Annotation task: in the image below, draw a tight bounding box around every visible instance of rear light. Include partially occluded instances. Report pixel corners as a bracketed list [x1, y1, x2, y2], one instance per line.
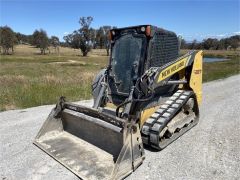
[146, 26, 151, 36]
[141, 26, 146, 32]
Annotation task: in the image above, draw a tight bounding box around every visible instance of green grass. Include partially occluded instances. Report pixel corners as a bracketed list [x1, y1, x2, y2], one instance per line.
[203, 58, 240, 82]
[0, 48, 108, 111]
[0, 45, 239, 111]
[0, 82, 91, 109]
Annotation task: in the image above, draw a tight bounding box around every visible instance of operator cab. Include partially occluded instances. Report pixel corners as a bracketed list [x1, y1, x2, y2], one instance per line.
[107, 25, 179, 105]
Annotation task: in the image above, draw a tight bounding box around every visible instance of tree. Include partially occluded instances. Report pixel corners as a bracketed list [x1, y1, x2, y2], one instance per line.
[78, 16, 94, 56]
[178, 35, 239, 50]
[50, 36, 60, 53]
[218, 39, 226, 50]
[64, 16, 94, 56]
[102, 26, 111, 56]
[189, 39, 197, 49]
[15, 32, 33, 45]
[180, 38, 187, 49]
[32, 29, 49, 54]
[203, 38, 219, 50]
[228, 35, 240, 50]
[64, 30, 82, 49]
[0, 26, 17, 54]
[96, 26, 113, 55]
[15, 32, 22, 44]
[96, 27, 105, 48]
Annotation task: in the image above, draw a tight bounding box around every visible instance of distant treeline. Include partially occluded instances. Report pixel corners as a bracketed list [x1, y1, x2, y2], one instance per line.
[0, 17, 113, 55]
[0, 17, 239, 55]
[0, 26, 61, 55]
[181, 36, 239, 50]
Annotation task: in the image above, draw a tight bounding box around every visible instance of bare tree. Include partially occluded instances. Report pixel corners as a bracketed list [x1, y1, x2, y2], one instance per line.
[96, 26, 112, 56]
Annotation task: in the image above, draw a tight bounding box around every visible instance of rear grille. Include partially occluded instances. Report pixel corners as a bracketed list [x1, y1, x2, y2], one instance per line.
[149, 31, 179, 67]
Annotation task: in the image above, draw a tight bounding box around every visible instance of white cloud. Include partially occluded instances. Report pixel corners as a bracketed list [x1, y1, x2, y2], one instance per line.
[215, 34, 227, 37]
[180, 31, 239, 41]
[233, 31, 240, 34]
[63, 32, 69, 35]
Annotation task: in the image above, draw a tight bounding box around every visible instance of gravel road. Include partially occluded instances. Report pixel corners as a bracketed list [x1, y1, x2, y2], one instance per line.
[1, 75, 240, 180]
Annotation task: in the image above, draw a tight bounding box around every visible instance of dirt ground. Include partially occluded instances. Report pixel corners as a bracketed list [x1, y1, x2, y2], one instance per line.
[1, 75, 240, 180]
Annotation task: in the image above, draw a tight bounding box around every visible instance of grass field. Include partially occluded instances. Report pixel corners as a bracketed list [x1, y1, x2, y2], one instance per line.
[203, 57, 239, 82]
[0, 45, 239, 111]
[0, 45, 108, 111]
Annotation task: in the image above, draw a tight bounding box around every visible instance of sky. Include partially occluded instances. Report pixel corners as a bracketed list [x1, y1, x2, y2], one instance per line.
[0, 0, 239, 41]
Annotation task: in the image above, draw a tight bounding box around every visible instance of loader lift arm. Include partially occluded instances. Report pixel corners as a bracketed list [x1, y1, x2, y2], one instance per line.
[136, 50, 202, 97]
[119, 50, 202, 120]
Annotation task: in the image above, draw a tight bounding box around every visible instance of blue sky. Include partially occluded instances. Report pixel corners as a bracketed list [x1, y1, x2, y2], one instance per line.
[0, 0, 239, 41]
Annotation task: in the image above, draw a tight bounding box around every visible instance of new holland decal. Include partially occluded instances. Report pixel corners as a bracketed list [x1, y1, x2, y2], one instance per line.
[158, 57, 189, 82]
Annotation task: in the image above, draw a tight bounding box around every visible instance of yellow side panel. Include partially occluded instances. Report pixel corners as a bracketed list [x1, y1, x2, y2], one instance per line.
[157, 57, 189, 82]
[140, 106, 159, 127]
[190, 51, 203, 105]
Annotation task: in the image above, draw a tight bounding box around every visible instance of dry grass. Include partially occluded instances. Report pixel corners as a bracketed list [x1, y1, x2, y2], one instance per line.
[0, 45, 108, 111]
[0, 45, 239, 111]
[180, 49, 240, 58]
[13, 44, 109, 57]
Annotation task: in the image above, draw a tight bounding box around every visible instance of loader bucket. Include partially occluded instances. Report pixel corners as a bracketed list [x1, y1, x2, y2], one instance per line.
[34, 100, 145, 180]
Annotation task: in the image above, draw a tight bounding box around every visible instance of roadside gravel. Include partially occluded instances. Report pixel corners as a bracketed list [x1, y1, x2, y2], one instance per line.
[1, 75, 240, 180]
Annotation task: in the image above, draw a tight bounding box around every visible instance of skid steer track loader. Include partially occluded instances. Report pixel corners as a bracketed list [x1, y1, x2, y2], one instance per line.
[34, 25, 202, 180]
